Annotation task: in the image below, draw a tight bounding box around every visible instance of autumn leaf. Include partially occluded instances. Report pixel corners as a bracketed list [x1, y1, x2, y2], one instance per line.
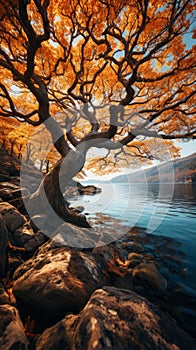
[0, 0, 195, 177]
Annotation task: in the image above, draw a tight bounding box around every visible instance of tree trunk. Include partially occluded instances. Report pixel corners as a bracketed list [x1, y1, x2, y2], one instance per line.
[26, 143, 32, 163]
[39, 160, 44, 172]
[0, 214, 8, 278]
[11, 142, 14, 156]
[24, 116, 90, 229]
[44, 117, 70, 157]
[46, 159, 50, 174]
[18, 144, 23, 160]
[26, 146, 91, 229]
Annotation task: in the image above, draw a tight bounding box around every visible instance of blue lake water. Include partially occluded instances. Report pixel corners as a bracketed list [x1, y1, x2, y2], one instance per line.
[70, 182, 196, 295]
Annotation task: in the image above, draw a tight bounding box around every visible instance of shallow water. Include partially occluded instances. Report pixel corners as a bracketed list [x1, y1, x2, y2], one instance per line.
[70, 183, 196, 295]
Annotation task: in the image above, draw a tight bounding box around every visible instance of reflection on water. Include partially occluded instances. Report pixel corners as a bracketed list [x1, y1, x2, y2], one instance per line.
[70, 183, 196, 293]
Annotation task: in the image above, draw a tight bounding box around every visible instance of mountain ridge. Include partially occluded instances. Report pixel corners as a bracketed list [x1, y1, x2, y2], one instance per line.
[110, 153, 196, 184]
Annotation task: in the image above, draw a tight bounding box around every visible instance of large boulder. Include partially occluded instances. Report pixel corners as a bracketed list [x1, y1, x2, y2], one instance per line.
[35, 286, 196, 350]
[0, 304, 29, 350]
[12, 242, 131, 321]
[12, 244, 109, 319]
[0, 202, 26, 232]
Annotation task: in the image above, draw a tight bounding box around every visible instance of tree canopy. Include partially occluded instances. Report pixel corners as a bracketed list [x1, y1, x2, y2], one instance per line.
[0, 0, 195, 227]
[0, 0, 195, 171]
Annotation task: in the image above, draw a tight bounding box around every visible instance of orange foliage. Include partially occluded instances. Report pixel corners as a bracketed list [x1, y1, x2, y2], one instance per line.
[0, 0, 195, 174]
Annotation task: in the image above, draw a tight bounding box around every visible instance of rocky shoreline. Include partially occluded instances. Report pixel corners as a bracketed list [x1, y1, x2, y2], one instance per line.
[0, 150, 195, 349]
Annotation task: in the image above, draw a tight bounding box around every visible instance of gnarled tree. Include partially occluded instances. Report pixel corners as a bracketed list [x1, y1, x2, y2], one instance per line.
[0, 0, 195, 227]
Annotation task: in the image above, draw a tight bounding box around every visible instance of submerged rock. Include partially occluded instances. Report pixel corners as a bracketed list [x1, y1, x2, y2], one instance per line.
[122, 241, 144, 253]
[132, 262, 167, 292]
[127, 252, 144, 268]
[0, 304, 29, 350]
[35, 286, 196, 350]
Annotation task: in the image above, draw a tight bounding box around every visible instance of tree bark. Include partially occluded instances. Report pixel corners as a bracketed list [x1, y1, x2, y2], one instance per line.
[27, 145, 91, 229]
[24, 116, 91, 229]
[44, 117, 70, 157]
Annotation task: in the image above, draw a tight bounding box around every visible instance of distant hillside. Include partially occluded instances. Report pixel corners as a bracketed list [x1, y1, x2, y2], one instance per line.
[111, 153, 196, 184]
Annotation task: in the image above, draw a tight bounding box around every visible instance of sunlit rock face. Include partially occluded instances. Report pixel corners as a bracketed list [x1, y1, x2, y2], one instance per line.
[12, 242, 132, 321]
[35, 286, 196, 350]
[13, 247, 101, 318]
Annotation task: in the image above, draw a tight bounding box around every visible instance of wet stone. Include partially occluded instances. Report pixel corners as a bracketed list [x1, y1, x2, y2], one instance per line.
[132, 262, 168, 293]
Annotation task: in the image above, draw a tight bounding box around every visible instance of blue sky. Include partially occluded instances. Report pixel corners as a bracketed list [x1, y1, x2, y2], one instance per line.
[180, 25, 196, 157]
[177, 140, 195, 157]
